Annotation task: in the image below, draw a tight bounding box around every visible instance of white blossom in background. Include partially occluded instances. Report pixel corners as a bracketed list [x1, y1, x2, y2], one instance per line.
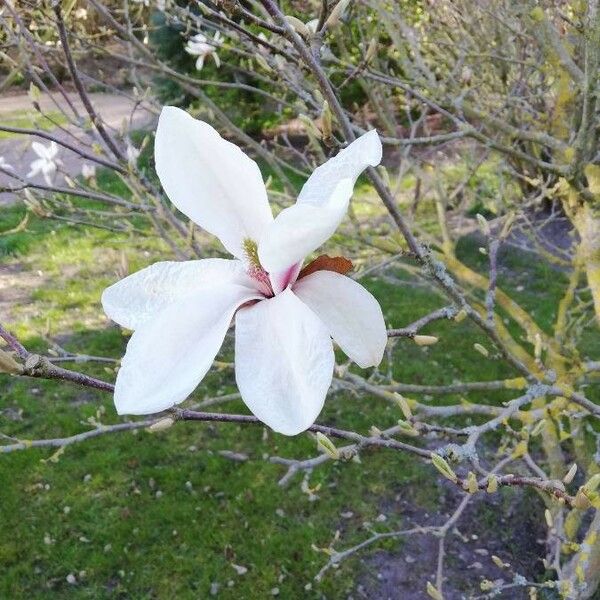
[27, 141, 61, 185]
[306, 19, 319, 33]
[126, 143, 140, 166]
[102, 106, 386, 435]
[0, 156, 14, 171]
[81, 163, 96, 180]
[185, 32, 222, 71]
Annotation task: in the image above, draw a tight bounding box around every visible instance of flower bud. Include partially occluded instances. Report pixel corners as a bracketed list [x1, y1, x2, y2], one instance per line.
[431, 454, 457, 482]
[316, 432, 340, 460]
[397, 419, 418, 436]
[454, 309, 467, 323]
[324, 0, 351, 29]
[426, 582, 443, 600]
[414, 335, 438, 347]
[583, 473, 600, 494]
[369, 425, 382, 437]
[476, 213, 490, 236]
[574, 488, 592, 510]
[395, 394, 413, 419]
[466, 471, 478, 494]
[148, 417, 175, 432]
[486, 475, 498, 493]
[298, 114, 323, 139]
[563, 463, 577, 485]
[320, 101, 333, 142]
[473, 343, 489, 357]
[285, 15, 311, 37]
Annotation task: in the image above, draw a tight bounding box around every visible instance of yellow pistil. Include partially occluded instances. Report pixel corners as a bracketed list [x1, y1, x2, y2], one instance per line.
[242, 238, 261, 269]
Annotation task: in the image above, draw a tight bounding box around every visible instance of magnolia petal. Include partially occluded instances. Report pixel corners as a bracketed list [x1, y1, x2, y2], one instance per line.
[258, 131, 382, 275]
[269, 261, 302, 295]
[114, 284, 261, 415]
[293, 271, 387, 368]
[235, 289, 334, 435]
[102, 258, 256, 330]
[155, 107, 273, 258]
[31, 141, 49, 160]
[298, 129, 382, 207]
[47, 141, 58, 159]
[27, 158, 45, 179]
[258, 178, 353, 274]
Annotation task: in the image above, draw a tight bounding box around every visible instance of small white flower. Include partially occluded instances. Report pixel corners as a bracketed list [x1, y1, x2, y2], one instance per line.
[102, 107, 386, 435]
[81, 163, 96, 180]
[185, 32, 222, 71]
[0, 156, 14, 171]
[74, 7, 87, 19]
[126, 144, 140, 166]
[131, 0, 150, 5]
[27, 141, 62, 186]
[305, 19, 320, 33]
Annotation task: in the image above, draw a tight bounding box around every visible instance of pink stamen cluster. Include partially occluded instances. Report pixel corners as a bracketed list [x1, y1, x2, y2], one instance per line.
[247, 264, 274, 297]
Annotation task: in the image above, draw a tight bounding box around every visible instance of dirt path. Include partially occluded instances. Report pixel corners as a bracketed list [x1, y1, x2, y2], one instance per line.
[0, 91, 155, 204]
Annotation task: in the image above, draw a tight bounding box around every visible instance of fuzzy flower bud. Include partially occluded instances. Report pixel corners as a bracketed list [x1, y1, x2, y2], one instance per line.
[324, 0, 351, 29]
[476, 213, 490, 236]
[426, 582, 443, 600]
[486, 475, 498, 493]
[414, 335, 438, 347]
[563, 463, 578, 485]
[316, 432, 340, 460]
[473, 343, 489, 357]
[394, 393, 412, 419]
[148, 417, 175, 432]
[431, 454, 457, 482]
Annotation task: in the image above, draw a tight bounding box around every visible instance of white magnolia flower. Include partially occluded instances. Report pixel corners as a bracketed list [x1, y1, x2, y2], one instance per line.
[81, 163, 96, 180]
[102, 106, 386, 435]
[126, 143, 140, 166]
[0, 156, 14, 171]
[185, 32, 222, 71]
[27, 141, 62, 186]
[306, 19, 320, 33]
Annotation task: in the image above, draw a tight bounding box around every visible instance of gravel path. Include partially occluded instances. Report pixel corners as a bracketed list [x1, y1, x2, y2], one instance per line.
[0, 91, 155, 204]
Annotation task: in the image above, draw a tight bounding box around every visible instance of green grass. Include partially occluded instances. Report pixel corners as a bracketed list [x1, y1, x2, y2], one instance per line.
[0, 110, 69, 139]
[0, 178, 595, 598]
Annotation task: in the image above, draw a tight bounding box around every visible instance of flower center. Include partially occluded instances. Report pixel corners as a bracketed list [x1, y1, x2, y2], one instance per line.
[243, 238, 274, 297]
